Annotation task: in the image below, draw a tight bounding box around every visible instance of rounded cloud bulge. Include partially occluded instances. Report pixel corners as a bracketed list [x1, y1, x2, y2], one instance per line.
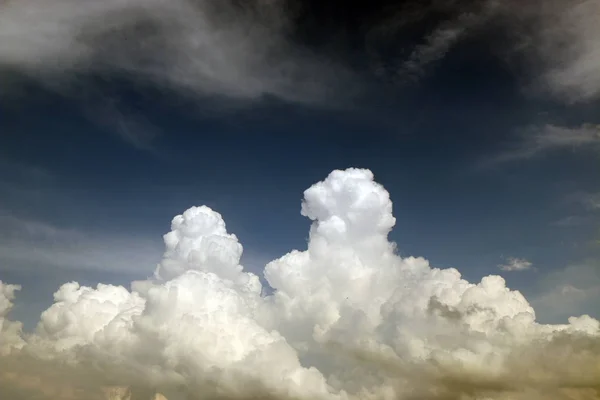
[1, 168, 599, 400]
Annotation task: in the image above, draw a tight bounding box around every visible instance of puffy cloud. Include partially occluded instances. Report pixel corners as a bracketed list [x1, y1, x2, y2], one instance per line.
[1, 168, 600, 400]
[153, 206, 248, 283]
[0, 281, 25, 355]
[498, 257, 533, 272]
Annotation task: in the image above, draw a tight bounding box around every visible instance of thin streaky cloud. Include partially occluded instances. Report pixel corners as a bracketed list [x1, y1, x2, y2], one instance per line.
[398, 1, 499, 81]
[490, 123, 600, 164]
[378, 0, 600, 104]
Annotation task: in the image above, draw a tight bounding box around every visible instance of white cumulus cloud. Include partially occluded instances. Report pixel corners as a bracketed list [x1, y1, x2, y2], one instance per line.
[0, 168, 599, 400]
[0, 281, 25, 355]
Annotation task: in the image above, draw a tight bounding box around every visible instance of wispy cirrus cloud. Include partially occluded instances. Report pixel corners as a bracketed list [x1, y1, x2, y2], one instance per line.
[376, 0, 600, 104]
[491, 123, 600, 163]
[398, 1, 500, 81]
[0, 0, 353, 106]
[0, 0, 360, 152]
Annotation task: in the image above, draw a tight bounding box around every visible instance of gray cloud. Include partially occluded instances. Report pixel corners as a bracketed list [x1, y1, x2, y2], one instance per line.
[376, 0, 600, 104]
[485, 0, 600, 104]
[522, 0, 600, 103]
[0, 0, 352, 106]
[484, 0, 600, 104]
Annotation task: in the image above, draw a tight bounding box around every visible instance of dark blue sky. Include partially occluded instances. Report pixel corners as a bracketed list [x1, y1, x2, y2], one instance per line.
[1, 0, 599, 330]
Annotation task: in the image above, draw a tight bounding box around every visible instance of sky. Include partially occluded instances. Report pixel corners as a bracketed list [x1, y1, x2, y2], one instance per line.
[0, 0, 600, 399]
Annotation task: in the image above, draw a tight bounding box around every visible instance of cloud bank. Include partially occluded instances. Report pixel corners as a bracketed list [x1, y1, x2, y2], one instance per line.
[0, 168, 599, 400]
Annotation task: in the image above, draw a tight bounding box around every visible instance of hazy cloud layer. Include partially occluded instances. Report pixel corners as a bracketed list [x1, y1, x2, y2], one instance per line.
[0, 213, 163, 274]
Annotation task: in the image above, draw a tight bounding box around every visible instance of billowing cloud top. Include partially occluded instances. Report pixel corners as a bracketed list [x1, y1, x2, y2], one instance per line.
[1, 168, 600, 399]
